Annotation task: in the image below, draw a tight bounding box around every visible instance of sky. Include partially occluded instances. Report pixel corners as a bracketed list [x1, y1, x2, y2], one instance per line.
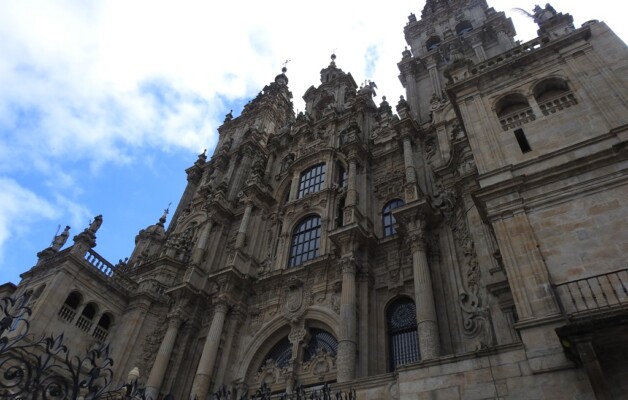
[0, 0, 626, 285]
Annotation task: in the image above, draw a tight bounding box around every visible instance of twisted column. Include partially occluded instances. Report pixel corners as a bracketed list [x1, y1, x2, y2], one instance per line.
[190, 301, 229, 399]
[336, 258, 357, 382]
[145, 313, 183, 399]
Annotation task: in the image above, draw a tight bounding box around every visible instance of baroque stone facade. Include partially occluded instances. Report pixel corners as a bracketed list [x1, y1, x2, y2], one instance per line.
[3, 1, 627, 399]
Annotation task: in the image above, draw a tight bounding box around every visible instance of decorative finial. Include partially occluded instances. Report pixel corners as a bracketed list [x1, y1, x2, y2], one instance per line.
[282, 59, 291, 73]
[158, 203, 171, 226]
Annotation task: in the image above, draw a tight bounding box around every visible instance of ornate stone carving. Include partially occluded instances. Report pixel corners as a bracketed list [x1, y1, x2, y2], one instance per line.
[257, 359, 288, 386]
[284, 277, 309, 321]
[139, 318, 167, 377]
[451, 208, 491, 344]
[301, 348, 336, 378]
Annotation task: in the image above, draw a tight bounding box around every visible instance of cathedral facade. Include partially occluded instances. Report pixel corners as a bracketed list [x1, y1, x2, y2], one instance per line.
[3, 1, 627, 399]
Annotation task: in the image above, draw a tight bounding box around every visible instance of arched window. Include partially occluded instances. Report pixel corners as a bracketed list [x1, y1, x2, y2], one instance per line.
[59, 291, 82, 322]
[260, 337, 292, 370]
[533, 77, 577, 115]
[455, 20, 473, 36]
[93, 313, 113, 343]
[426, 36, 441, 51]
[76, 302, 98, 333]
[298, 163, 326, 198]
[382, 199, 404, 237]
[289, 215, 321, 267]
[495, 93, 534, 131]
[387, 298, 419, 371]
[303, 328, 338, 362]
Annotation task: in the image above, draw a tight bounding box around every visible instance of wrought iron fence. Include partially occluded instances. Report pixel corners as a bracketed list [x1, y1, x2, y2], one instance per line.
[1, 293, 356, 400]
[0, 293, 149, 399]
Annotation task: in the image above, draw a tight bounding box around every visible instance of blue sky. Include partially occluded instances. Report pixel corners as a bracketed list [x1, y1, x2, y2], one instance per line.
[0, 0, 626, 284]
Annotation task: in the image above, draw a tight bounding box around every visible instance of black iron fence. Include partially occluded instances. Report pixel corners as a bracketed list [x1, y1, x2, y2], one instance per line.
[1, 293, 356, 400]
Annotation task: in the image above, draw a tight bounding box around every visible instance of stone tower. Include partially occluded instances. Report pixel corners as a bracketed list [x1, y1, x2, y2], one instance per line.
[3, 1, 627, 399]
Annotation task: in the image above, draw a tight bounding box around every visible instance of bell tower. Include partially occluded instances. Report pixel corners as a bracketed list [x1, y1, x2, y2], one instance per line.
[399, 0, 516, 123]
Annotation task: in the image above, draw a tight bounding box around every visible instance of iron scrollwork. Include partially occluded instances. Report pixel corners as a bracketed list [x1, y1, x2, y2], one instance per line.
[0, 293, 151, 400]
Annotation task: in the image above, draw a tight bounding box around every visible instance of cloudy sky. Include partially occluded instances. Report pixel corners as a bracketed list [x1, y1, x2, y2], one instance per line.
[0, 0, 625, 285]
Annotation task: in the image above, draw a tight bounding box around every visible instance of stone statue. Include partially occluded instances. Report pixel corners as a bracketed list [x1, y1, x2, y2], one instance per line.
[88, 215, 103, 233]
[51, 225, 71, 251]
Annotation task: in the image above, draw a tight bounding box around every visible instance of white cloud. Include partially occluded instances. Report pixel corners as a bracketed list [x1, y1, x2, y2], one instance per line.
[0, 177, 60, 260]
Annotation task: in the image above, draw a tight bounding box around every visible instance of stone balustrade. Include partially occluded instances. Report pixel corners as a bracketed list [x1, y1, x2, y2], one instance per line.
[499, 108, 536, 131]
[539, 92, 578, 116]
[84, 249, 115, 277]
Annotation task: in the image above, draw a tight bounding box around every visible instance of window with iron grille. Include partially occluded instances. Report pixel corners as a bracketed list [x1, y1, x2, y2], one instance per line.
[303, 328, 338, 362]
[288, 215, 321, 267]
[298, 163, 326, 198]
[387, 298, 419, 371]
[382, 199, 404, 237]
[259, 337, 292, 370]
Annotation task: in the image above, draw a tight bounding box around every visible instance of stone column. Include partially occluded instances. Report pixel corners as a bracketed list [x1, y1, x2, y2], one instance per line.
[145, 314, 183, 400]
[470, 37, 487, 61]
[290, 171, 300, 201]
[190, 220, 213, 266]
[402, 135, 420, 202]
[343, 155, 359, 226]
[190, 301, 229, 400]
[235, 201, 254, 249]
[357, 270, 370, 377]
[408, 222, 440, 359]
[345, 157, 358, 207]
[426, 57, 442, 97]
[337, 258, 357, 382]
[402, 136, 416, 186]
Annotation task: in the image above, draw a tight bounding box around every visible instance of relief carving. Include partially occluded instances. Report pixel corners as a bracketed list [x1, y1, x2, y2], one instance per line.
[284, 277, 310, 321]
[451, 208, 492, 345]
[300, 348, 336, 379]
[138, 318, 167, 377]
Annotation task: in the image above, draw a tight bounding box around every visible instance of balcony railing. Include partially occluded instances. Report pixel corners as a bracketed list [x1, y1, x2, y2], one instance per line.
[58, 304, 76, 322]
[84, 249, 115, 277]
[553, 268, 628, 320]
[499, 108, 536, 131]
[539, 92, 578, 116]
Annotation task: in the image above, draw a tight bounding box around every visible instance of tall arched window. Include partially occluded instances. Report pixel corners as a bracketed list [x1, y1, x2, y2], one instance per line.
[289, 215, 321, 267]
[382, 199, 404, 237]
[387, 298, 419, 371]
[298, 163, 326, 198]
[260, 337, 292, 370]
